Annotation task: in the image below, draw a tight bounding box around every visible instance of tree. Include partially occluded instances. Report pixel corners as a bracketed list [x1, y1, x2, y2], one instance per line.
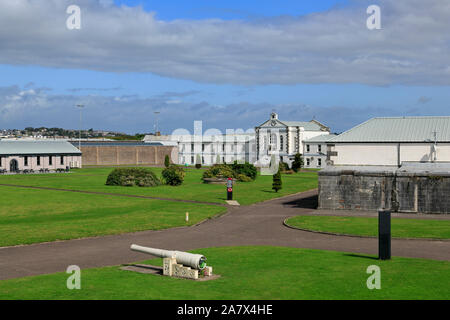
[292, 153, 304, 173]
[272, 168, 282, 193]
[164, 154, 170, 168]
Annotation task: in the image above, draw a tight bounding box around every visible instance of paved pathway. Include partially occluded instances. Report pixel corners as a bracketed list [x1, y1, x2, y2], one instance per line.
[1, 190, 449, 280]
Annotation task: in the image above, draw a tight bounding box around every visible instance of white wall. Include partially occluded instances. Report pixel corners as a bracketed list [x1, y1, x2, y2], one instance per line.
[330, 143, 450, 166]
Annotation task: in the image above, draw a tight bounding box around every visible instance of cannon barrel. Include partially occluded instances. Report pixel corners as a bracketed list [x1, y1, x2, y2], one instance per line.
[130, 244, 207, 270]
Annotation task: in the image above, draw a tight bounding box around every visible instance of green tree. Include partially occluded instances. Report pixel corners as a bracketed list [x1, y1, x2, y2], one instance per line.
[272, 168, 282, 193]
[292, 153, 304, 173]
[164, 154, 170, 168]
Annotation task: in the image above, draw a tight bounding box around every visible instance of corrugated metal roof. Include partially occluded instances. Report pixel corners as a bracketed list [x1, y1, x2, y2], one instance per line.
[305, 134, 337, 143]
[330, 117, 450, 143]
[0, 140, 81, 155]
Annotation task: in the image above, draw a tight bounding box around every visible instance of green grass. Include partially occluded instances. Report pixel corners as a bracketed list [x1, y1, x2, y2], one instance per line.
[0, 167, 318, 205]
[285, 215, 450, 239]
[0, 186, 225, 247]
[0, 246, 448, 300]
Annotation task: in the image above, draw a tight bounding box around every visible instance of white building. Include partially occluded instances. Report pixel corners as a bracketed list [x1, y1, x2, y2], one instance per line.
[143, 133, 256, 165]
[303, 134, 337, 168]
[328, 117, 450, 166]
[255, 112, 331, 165]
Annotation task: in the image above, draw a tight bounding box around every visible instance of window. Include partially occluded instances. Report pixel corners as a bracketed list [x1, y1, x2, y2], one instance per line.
[24, 156, 28, 166]
[202, 144, 205, 152]
[191, 143, 194, 152]
[222, 157, 225, 163]
[0, 157, 2, 166]
[60, 156, 64, 165]
[306, 158, 310, 166]
[49, 156, 52, 166]
[37, 156, 41, 166]
[191, 156, 194, 164]
[306, 145, 310, 152]
[202, 156, 204, 164]
[318, 145, 322, 152]
[318, 158, 322, 167]
[280, 135, 283, 151]
[222, 144, 225, 152]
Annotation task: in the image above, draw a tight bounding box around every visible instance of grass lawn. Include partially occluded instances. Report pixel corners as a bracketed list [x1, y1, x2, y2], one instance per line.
[0, 167, 318, 205]
[285, 215, 450, 239]
[0, 186, 225, 247]
[0, 246, 448, 300]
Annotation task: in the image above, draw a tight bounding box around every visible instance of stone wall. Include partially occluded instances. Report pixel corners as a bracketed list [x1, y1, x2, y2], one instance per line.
[80, 145, 177, 166]
[318, 164, 450, 214]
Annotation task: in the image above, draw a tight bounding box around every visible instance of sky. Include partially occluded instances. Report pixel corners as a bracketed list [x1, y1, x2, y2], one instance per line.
[0, 0, 449, 134]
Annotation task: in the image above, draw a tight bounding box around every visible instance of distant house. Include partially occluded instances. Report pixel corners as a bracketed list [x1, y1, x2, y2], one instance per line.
[327, 117, 450, 166]
[0, 140, 82, 173]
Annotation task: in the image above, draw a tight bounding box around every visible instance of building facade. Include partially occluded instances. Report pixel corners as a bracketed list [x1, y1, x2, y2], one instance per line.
[144, 133, 255, 165]
[303, 134, 337, 168]
[327, 117, 450, 166]
[0, 140, 82, 173]
[255, 112, 331, 166]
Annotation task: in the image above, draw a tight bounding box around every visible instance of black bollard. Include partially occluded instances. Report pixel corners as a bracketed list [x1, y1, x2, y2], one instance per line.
[378, 210, 391, 260]
[226, 177, 233, 201]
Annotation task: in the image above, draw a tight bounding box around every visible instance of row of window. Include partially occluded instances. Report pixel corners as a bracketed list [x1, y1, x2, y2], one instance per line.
[305, 144, 323, 153]
[305, 158, 322, 167]
[0, 156, 65, 167]
[182, 143, 243, 153]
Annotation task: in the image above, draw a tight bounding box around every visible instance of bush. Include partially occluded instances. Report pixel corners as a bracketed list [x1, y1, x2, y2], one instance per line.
[279, 162, 290, 172]
[161, 165, 185, 186]
[292, 153, 304, 173]
[202, 164, 234, 180]
[164, 155, 170, 168]
[237, 174, 252, 182]
[231, 162, 257, 181]
[202, 162, 257, 182]
[272, 169, 282, 192]
[106, 168, 161, 187]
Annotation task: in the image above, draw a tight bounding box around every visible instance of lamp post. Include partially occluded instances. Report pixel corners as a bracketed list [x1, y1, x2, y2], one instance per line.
[76, 104, 84, 150]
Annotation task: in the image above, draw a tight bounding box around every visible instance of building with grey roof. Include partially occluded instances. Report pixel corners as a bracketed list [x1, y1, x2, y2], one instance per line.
[303, 134, 337, 168]
[0, 140, 82, 173]
[255, 112, 331, 166]
[327, 117, 450, 166]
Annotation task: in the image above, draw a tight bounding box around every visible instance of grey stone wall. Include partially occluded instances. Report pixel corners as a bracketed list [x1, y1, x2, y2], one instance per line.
[319, 165, 450, 214]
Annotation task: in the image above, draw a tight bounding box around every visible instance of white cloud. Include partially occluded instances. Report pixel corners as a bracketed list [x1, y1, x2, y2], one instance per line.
[0, 0, 449, 85]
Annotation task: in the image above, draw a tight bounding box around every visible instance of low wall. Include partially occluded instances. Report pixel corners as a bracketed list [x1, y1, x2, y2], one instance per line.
[80, 145, 178, 166]
[318, 164, 450, 214]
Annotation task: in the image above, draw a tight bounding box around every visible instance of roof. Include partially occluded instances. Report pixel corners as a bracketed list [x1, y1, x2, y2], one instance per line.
[305, 134, 337, 143]
[330, 117, 450, 143]
[0, 140, 81, 155]
[282, 121, 323, 130]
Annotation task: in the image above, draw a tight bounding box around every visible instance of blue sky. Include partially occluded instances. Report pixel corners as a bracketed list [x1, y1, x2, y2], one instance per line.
[0, 0, 449, 134]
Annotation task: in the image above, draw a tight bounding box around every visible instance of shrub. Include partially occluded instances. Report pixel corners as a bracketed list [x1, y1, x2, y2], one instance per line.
[164, 155, 170, 168]
[231, 161, 257, 181]
[106, 168, 161, 187]
[279, 161, 290, 172]
[202, 164, 234, 180]
[292, 153, 304, 173]
[161, 165, 185, 186]
[272, 169, 282, 192]
[237, 174, 252, 182]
